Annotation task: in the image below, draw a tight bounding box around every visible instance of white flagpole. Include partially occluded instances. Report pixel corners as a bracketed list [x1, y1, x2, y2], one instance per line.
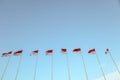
[95, 53, 106, 80]
[109, 52, 120, 75]
[66, 54, 71, 80]
[81, 54, 88, 80]
[34, 55, 38, 80]
[1, 56, 11, 80]
[51, 55, 53, 80]
[15, 55, 22, 80]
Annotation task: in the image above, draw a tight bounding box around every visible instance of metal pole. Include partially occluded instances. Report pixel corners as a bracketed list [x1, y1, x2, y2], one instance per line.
[15, 55, 22, 80]
[66, 54, 71, 80]
[34, 55, 38, 80]
[1, 56, 11, 80]
[95, 53, 106, 80]
[81, 54, 88, 80]
[109, 53, 120, 75]
[51, 55, 53, 80]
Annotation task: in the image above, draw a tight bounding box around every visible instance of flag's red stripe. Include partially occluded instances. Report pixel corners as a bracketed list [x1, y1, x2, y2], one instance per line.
[88, 49, 95, 53]
[46, 50, 53, 53]
[61, 48, 67, 53]
[14, 50, 23, 55]
[33, 50, 39, 53]
[73, 48, 81, 52]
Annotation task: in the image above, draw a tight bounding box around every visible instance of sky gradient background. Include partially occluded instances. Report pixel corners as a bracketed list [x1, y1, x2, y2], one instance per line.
[0, 0, 120, 80]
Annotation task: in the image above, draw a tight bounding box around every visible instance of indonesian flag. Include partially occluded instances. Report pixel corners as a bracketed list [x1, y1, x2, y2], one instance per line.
[88, 49, 96, 54]
[13, 50, 23, 56]
[30, 50, 39, 56]
[61, 48, 67, 54]
[2, 51, 12, 57]
[105, 48, 109, 54]
[46, 50, 53, 55]
[73, 48, 81, 53]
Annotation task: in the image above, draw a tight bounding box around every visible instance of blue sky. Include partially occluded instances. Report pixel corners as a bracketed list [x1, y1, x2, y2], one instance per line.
[0, 0, 120, 80]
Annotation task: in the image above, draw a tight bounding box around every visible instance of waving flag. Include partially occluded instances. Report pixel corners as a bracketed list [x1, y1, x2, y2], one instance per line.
[46, 50, 53, 55]
[14, 50, 23, 56]
[105, 48, 109, 54]
[73, 48, 81, 53]
[30, 50, 39, 56]
[61, 48, 67, 54]
[88, 49, 96, 54]
[2, 51, 12, 57]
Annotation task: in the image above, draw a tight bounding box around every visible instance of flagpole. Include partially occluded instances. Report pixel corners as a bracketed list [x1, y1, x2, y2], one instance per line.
[109, 52, 120, 75]
[66, 54, 71, 80]
[81, 54, 88, 80]
[95, 53, 106, 80]
[34, 55, 38, 80]
[1, 56, 11, 80]
[51, 55, 53, 80]
[15, 55, 22, 80]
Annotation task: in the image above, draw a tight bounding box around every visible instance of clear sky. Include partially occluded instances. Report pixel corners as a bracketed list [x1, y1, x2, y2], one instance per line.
[0, 0, 120, 80]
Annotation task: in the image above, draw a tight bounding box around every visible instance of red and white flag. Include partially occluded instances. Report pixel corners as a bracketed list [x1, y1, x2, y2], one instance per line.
[73, 48, 81, 53]
[88, 49, 96, 54]
[30, 50, 39, 56]
[13, 50, 23, 56]
[46, 50, 53, 55]
[2, 51, 12, 57]
[61, 48, 67, 54]
[105, 48, 109, 54]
